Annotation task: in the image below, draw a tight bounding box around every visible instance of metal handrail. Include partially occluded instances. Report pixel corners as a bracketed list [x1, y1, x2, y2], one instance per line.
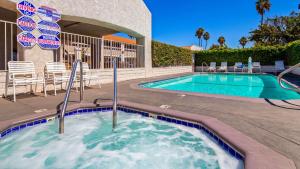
[112, 57, 118, 129]
[277, 63, 300, 93]
[59, 60, 84, 134]
[202, 62, 208, 72]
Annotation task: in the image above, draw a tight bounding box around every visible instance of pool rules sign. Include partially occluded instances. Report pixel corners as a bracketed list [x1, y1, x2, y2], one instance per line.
[17, 0, 61, 50]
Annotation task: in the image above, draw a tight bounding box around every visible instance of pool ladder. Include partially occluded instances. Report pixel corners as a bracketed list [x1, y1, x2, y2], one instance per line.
[58, 58, 119, 134]
[58, 60, 84, 134]
[277, 62, 300, 93]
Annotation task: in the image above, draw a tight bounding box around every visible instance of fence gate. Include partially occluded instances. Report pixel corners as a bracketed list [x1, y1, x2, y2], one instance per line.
[0, 20, 17, 71]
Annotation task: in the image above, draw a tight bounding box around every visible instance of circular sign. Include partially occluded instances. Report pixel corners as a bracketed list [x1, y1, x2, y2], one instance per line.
[17, 32, 36, 48]
[37, 20, 61, 36]
[37, 6, 61, 22]
[37, 35, 61, 49]
[17, 16, 36, 32]
[17, 0, 36, 17]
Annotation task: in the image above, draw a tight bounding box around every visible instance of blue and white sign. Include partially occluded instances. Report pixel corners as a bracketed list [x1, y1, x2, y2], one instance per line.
[17, 16, 36, 32]
[37, 6, 61, 22]
[37, 20, 60, 36]
[17, 1, 36, 17]
[17, 32, 36, 48]
[37, 35, 60, 49]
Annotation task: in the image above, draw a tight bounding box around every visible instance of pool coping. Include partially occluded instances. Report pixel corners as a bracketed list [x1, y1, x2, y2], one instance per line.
[132, 72, 300, 104]
[0, 100, 296, 169]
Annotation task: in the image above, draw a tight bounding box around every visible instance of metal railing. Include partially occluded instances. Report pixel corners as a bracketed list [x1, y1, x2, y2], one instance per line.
[58, 57, 120, 134]
[0, 20, 17, 71]
[277, 63, 300, 93]
[59, 32, 145, 70]
[0, 19, 145, 71]
[58, 60, 84, 134]
[112, 57, 118, 129]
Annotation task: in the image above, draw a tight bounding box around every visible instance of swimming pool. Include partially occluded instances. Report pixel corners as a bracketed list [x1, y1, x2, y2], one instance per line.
[0, 110, 243, 169]
[141, 74, 300, 100]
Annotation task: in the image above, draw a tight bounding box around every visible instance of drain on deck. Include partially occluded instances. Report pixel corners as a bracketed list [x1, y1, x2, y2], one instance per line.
[160, 105, 171, 109]
[34, 109, 48, 113]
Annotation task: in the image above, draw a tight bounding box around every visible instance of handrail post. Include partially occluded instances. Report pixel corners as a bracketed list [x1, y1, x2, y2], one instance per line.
[80, 61, 83, 102]
[112, 57, 117, 129]
[59, 60, 83, 134]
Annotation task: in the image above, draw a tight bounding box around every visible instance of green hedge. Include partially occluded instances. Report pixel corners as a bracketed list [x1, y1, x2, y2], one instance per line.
[152, 41, 192, 67]
[285, 40, 300, 65]
[195, 40, 300, 66]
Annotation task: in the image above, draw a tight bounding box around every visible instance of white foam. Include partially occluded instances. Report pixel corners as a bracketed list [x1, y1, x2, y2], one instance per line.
[0, 112, 244, 169]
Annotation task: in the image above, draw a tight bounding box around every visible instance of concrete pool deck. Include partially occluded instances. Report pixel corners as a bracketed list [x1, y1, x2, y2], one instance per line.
[0, 73, 300, 168]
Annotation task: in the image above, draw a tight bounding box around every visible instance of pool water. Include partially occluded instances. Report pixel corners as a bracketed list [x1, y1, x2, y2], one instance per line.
[0, 111, 243, 169]
[142, 74, 300, 100]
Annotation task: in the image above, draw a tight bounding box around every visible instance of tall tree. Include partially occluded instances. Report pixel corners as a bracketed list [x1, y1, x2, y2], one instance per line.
[256, 0, 271, 25]
[250, 12, 300, 46]
[203, 32, 210, 49]
[209, 44, 220, 50]
[218, 36, 226, 47]
[239, 37, 248, 48]
[195, 28, 205, 47]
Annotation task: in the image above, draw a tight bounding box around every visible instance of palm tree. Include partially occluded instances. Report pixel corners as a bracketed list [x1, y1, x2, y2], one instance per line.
[195, 28, 205, 47]
[209, 44, 220, 50]
[256, 0, 271, 26]
[218, 36, 226, 47]
[203, 32, 210, 49]
[239, 37, 248, 48]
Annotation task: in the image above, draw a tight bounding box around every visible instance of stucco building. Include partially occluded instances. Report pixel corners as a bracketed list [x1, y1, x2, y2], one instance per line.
[0, 0, 192, 96]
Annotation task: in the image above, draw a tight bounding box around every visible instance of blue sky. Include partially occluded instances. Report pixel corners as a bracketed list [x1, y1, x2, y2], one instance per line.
[143, 0, 299, 48]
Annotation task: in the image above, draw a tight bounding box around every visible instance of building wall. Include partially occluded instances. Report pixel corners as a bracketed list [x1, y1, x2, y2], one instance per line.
[0, 0, 196, 98]
[1, 0, 152, 72]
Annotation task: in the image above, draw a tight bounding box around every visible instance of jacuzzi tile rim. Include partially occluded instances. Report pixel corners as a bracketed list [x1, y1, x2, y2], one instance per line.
[0, 106, 244, 162]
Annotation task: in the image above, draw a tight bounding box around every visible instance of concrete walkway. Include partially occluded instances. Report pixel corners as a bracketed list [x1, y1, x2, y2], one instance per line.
[1, 74, 300, 168]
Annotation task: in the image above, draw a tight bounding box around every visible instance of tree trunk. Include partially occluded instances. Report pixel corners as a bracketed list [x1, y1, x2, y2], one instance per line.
[199, 39, 201, 47]
[200, 39, 202, 47]
[205, 40, 208, 49]
[261, 14, 264, 26]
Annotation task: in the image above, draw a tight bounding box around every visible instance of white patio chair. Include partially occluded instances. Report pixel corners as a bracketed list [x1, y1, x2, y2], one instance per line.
[252, 62, 261, 73]
[76, 62, 101, 89]
[5, 61, 47, 102]
[207, 62, 216, 72]
[44, 62, 70, 95]
[218, 62, 227, 72]
[234, 62, 244, 72]
[275, 60, 285, 74]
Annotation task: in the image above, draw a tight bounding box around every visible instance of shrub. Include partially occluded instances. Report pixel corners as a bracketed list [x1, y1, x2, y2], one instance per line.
[285, 40, 300, 65]
[152, 41, 192, 67]
[195, 45, 287, 66]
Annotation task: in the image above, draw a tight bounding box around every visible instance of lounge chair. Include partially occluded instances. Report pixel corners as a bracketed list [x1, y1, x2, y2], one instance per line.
[218, 62, 227, 72]
[275, 60, 285, 74]
[5, 61, 47, 102]
[207, 62, 216, 72]
[44, 62, 70, 95]
[252, 62, 261, 73]
[234, 62, 244, 72]
[76, 62, 101, 89]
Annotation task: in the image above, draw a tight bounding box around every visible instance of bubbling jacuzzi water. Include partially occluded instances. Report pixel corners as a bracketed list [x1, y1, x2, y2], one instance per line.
[0, 111, 244, 169]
